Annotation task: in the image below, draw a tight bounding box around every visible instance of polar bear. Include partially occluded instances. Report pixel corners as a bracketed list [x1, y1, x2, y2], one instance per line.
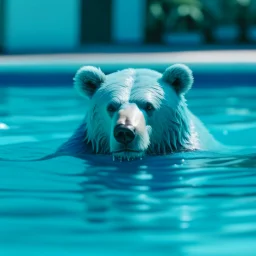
[57, 64, 220, 161]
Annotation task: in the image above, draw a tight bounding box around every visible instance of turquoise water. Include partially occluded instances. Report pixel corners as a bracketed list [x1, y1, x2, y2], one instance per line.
[0, 85, 256, 256]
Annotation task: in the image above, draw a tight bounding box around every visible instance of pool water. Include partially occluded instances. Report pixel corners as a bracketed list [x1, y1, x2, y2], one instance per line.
[0, 85, 256, 256]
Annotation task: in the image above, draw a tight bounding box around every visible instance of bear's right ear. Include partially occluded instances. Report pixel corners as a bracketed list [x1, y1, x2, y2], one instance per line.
[73, 66, 106, 98]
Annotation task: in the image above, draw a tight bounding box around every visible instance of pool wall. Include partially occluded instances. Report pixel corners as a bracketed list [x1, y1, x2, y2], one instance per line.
[1, 51, 256, 87]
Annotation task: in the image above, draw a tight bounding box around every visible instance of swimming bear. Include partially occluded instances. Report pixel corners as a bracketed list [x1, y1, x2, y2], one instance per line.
[56, 64, 220, 161]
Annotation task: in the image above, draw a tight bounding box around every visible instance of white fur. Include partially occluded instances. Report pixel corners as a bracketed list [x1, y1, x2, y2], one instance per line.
[74, 66, 106, 98]
[74, 65, 218, 160]
[162, 64, 194, 94]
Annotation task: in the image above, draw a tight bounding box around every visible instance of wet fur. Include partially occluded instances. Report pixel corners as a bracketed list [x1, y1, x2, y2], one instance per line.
[60, 67, 205, 158]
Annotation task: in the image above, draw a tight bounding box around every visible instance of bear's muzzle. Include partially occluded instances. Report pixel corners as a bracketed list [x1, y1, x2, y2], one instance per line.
[114, 124, 136, 145]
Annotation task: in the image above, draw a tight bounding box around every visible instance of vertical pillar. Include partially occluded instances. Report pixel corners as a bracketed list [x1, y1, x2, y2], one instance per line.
[112, 0, 146, 43]
[0, 0, 4, 52]
[80, 0, 112, 44]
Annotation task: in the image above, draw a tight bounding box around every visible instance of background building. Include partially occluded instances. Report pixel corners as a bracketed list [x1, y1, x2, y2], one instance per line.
[0, 0, 256, 54]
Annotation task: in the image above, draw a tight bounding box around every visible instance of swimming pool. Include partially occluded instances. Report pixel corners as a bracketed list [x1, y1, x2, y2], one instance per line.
[0, 63, 256, 256]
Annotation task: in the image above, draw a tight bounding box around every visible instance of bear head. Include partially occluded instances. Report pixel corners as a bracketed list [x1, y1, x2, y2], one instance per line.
[74, 64, 196, 160]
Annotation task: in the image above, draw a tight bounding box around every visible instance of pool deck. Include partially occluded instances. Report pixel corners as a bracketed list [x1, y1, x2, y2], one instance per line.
[1, 50, 256, 73]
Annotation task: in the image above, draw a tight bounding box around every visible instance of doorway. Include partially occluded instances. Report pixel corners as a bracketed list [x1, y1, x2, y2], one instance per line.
[80, 0, 112, 44]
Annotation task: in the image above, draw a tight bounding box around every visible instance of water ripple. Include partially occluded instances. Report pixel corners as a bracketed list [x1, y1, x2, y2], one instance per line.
[1, 86, 256, 255]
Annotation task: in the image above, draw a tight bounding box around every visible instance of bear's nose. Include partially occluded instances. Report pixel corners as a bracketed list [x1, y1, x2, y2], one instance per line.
[114, 124, 135, 144]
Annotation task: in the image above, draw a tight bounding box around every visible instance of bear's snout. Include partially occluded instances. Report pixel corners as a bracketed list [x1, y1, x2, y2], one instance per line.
[114, 124, 136, 145]
[110, 103, 149, 157]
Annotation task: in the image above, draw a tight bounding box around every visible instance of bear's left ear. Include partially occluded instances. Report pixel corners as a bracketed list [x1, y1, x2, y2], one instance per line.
[73, 66, 106, 98]
[162, 64, 194, 95]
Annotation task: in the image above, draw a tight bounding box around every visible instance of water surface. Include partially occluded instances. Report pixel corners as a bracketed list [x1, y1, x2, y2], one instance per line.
[0, 86, 256, 256]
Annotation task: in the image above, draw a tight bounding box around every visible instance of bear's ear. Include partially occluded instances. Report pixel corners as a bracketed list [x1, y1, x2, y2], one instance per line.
[162, 64, 193, 95]
[73, 66, 106, 98]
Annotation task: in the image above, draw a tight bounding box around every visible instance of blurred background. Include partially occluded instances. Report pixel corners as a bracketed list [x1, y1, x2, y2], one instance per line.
[0, 0, 256, 54]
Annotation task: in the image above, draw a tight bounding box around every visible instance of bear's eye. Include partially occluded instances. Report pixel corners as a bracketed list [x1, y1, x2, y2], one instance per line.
[145, 102, 155, 112]
[107, 103, 117, 112]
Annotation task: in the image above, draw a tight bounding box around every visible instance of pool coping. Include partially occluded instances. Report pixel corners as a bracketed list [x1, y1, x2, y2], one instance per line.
[1, 50, 256, 74]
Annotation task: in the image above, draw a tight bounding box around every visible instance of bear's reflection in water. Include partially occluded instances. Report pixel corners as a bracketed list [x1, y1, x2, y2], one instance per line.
[77, 151, 256, 232]
[1, 143, 256, 252]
